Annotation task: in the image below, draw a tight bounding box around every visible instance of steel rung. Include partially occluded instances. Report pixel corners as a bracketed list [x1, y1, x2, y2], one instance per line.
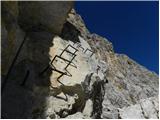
[84, 48, 94, 57]
[51, 55, 75, 65]
[60, 44, 78, 57]
[50, 64, 72, 77]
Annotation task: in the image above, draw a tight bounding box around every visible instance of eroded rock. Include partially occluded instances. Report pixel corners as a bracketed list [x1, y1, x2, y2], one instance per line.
[18, 1, 74, 34]
[1, 4, 158, 119]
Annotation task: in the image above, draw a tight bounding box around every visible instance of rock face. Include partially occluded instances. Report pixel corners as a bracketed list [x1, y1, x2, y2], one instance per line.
[119, 96, 159, 119]
[66, 9, 159, 119]
[1, 2, 159, 119]
[1, 1, 73, 75]
[18, 1, 74, 34]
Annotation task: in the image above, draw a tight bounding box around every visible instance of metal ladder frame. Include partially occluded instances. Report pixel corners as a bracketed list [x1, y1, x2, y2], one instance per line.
[84, 48, 94, 57]
[39, 44, 78, 86]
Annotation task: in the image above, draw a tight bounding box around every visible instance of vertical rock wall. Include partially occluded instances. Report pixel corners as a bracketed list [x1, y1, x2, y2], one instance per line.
[1, 1, 74, 118]
[1, 2, 159, 119]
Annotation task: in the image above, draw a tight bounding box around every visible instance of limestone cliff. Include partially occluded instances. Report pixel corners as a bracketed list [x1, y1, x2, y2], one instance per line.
[66, 9, 159, 119]
[1, 2, 159, 119]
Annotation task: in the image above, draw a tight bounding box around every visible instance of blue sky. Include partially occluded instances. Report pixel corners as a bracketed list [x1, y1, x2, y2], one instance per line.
[75, 1, 159, 74]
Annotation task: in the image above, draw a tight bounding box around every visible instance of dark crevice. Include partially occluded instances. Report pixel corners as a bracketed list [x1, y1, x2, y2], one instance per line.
[91, 80, 105, 118]
[20, 70, 30, 86]
[60, 22, 80, 43]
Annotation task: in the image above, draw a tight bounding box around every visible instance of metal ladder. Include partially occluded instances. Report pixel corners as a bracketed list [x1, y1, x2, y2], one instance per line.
[39, 44, 78, 86]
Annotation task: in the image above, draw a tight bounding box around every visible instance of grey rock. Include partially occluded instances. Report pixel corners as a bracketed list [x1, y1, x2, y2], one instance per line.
[67, 9, 158, 119]
[1, 5, 158, 119]
[119, 96, 159, 119]
[18, 1, 74, 34]
[65, 112, 85, 119]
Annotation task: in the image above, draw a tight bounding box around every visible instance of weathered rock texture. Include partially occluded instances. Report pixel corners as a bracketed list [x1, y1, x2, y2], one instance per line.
[1, 1, 73, 75]
[1, 2, 159, 119]
[119, 96, 159, 119]
[18, 1, 74, 34]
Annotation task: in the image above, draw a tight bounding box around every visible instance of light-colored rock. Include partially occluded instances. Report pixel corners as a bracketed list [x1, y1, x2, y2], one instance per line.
[119, 104, 145, 119]
[118, 96, 159, 119]
[82, 99, 93, 117]
[67, 9, 158, 119]
[65, 112, 85, 119]
[49, 36, 92, 87]
[2, 5, 159, 119]
[140, 97, 158, 118]
[151, 96, 159, 112]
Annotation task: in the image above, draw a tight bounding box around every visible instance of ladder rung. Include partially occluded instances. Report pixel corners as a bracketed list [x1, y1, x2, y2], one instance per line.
[50, 63, 72, 77]
[50, 65, 67, 75]
[67, 44, 79, 52]
[65, 50, 77, 55]
[51, 55, 75, 64]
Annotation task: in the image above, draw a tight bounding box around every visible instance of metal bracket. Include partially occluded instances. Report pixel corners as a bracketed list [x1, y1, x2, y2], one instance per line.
[59, 44, 78, 57]
[73, 42, 85, 52]
[39, 44, 78, 86]
[84, 48, 94, 57]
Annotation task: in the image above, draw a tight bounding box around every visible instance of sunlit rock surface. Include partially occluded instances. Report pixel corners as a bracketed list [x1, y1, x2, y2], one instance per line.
[1, 3, 158, 119]
[119, 96, 159, 119]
